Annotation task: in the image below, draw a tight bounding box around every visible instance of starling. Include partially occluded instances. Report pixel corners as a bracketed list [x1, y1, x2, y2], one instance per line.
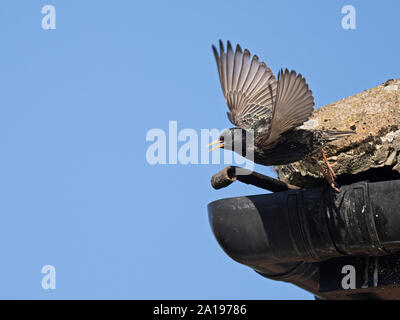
[209, 41, 354, 190]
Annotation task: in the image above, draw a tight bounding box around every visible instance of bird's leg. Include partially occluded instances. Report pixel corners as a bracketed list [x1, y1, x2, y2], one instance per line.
[321, 149, 336, 178]
[316, 161, 339, 192]
[306, 155, 339, 192]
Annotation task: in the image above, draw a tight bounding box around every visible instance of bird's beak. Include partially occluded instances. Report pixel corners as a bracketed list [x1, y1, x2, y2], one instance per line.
[208, 139, 224, 152]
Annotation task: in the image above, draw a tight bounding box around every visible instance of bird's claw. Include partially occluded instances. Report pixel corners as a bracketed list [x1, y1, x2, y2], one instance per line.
[330, 182, 340, 192]
[316, 161, 340, 192]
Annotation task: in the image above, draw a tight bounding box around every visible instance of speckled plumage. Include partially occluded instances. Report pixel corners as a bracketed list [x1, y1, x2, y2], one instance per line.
[253, 129, 353, 166]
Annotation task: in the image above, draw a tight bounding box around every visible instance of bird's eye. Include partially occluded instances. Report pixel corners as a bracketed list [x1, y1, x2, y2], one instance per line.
[219, 136, 224, 141]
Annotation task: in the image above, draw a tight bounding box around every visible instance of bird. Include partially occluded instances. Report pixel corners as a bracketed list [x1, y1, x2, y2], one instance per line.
[209, 40, 354, 191]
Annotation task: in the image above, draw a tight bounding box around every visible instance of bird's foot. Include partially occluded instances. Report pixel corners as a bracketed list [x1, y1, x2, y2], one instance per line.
[329, 161, 338, 169]
[316, 162, 340, 192]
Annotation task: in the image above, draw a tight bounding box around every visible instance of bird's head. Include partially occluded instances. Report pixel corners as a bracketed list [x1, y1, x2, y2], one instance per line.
[209, 128, 253, 155]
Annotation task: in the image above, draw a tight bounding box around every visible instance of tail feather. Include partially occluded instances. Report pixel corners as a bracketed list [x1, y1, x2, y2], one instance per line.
[321, 130, 355, 141]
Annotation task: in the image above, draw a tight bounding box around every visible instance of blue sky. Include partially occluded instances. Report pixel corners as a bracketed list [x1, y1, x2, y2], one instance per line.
[0, 0, 399, 299]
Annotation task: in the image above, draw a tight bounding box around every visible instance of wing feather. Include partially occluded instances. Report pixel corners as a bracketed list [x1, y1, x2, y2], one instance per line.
[212, 41, 314, 140]
[263, 69, 315, 146]
[212, 40, 277, 129]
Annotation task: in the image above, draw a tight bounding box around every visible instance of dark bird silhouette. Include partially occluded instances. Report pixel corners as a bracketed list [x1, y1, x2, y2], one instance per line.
[209, 41, 354, 190]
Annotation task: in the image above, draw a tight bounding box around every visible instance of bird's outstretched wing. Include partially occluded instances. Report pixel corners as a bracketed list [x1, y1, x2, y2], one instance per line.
[262, 69, 315, 147]
[212, 40, 277, 130]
